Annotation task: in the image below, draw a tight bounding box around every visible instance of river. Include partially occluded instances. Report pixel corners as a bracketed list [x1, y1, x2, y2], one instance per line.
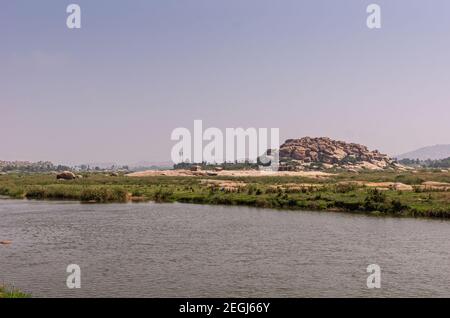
[1, 199, 449, 297]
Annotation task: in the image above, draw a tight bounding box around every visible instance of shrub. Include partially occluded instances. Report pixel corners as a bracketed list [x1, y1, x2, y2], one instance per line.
[80, 187, 129, 203]
[363, 189, 387, 212]
[389, 199, 406, 214]
[366, 188, 386, 203]
[152, 188, 174, 203]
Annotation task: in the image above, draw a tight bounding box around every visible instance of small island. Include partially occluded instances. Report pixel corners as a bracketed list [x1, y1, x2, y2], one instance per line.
[1, 137, 449, 219]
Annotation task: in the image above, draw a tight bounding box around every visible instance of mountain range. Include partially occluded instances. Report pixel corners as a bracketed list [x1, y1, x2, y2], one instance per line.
[395, 144, 450, 160]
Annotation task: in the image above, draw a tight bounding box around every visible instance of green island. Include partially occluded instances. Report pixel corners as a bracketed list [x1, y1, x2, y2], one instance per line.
[1, 169, 449, 218]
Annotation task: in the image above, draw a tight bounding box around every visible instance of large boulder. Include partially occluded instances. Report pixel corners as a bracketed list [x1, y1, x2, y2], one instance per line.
[56, 171, 76, 180]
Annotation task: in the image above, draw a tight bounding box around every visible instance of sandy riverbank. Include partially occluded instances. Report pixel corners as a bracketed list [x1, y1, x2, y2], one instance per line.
[126, 169, 334, 178]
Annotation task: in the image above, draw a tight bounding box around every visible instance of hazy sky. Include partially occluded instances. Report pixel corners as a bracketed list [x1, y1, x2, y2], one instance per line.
[1, 0, 449, 165]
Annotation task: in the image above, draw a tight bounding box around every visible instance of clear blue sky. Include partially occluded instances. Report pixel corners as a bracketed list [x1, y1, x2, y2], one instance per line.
[1, 0, 449, 164]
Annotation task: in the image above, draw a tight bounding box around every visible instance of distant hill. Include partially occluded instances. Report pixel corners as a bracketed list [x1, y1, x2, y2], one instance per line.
[396, 144, 450, 160]
[278, 137, 397, 171]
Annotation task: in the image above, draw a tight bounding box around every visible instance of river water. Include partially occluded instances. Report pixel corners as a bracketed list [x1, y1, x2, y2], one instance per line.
[0, 199, 449, 297]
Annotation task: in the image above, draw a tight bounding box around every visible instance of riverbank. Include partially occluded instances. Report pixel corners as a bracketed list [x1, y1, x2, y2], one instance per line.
[0, 170, 449, 218]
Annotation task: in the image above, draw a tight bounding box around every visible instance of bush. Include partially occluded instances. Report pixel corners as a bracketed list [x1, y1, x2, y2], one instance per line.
[363, 189, 387, 212]
[389, 199, 406, 214]
[366, 188, 386, 203]
[80, 187, 129, 203]
[152, 188, 174, 202]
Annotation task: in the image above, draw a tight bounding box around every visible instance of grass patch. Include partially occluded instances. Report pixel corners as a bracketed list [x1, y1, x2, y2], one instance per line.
[0, 285, 30, 298]
[0, 171, 449, 218]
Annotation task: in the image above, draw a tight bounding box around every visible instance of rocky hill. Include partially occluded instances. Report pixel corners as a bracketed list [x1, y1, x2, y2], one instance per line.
[278, 137, 398, 171]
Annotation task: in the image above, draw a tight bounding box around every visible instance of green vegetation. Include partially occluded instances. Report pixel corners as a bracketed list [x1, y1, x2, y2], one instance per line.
[399, 157, 450, 169]
[0, 170, 449, 218]
[0, 285, 30, 298]
[0, 160, 70, 173]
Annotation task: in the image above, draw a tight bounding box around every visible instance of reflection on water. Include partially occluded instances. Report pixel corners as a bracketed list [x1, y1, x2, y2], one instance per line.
[1, 199, 449, 297]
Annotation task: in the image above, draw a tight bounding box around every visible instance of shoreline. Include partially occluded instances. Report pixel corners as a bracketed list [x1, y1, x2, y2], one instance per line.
[1, 195, 449, 221]
[1, 190, 449, 221]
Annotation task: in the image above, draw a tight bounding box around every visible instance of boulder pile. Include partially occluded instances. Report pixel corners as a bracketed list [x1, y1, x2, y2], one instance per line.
[278, 137, 397, 171]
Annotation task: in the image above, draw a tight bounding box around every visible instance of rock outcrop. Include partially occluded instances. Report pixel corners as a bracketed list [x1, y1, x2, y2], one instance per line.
[56, 171, 76, 180]
[278, 137, 397, 171]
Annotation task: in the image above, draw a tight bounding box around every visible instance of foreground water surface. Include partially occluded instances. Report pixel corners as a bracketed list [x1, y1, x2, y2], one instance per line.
[0, 199, 449, 297]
